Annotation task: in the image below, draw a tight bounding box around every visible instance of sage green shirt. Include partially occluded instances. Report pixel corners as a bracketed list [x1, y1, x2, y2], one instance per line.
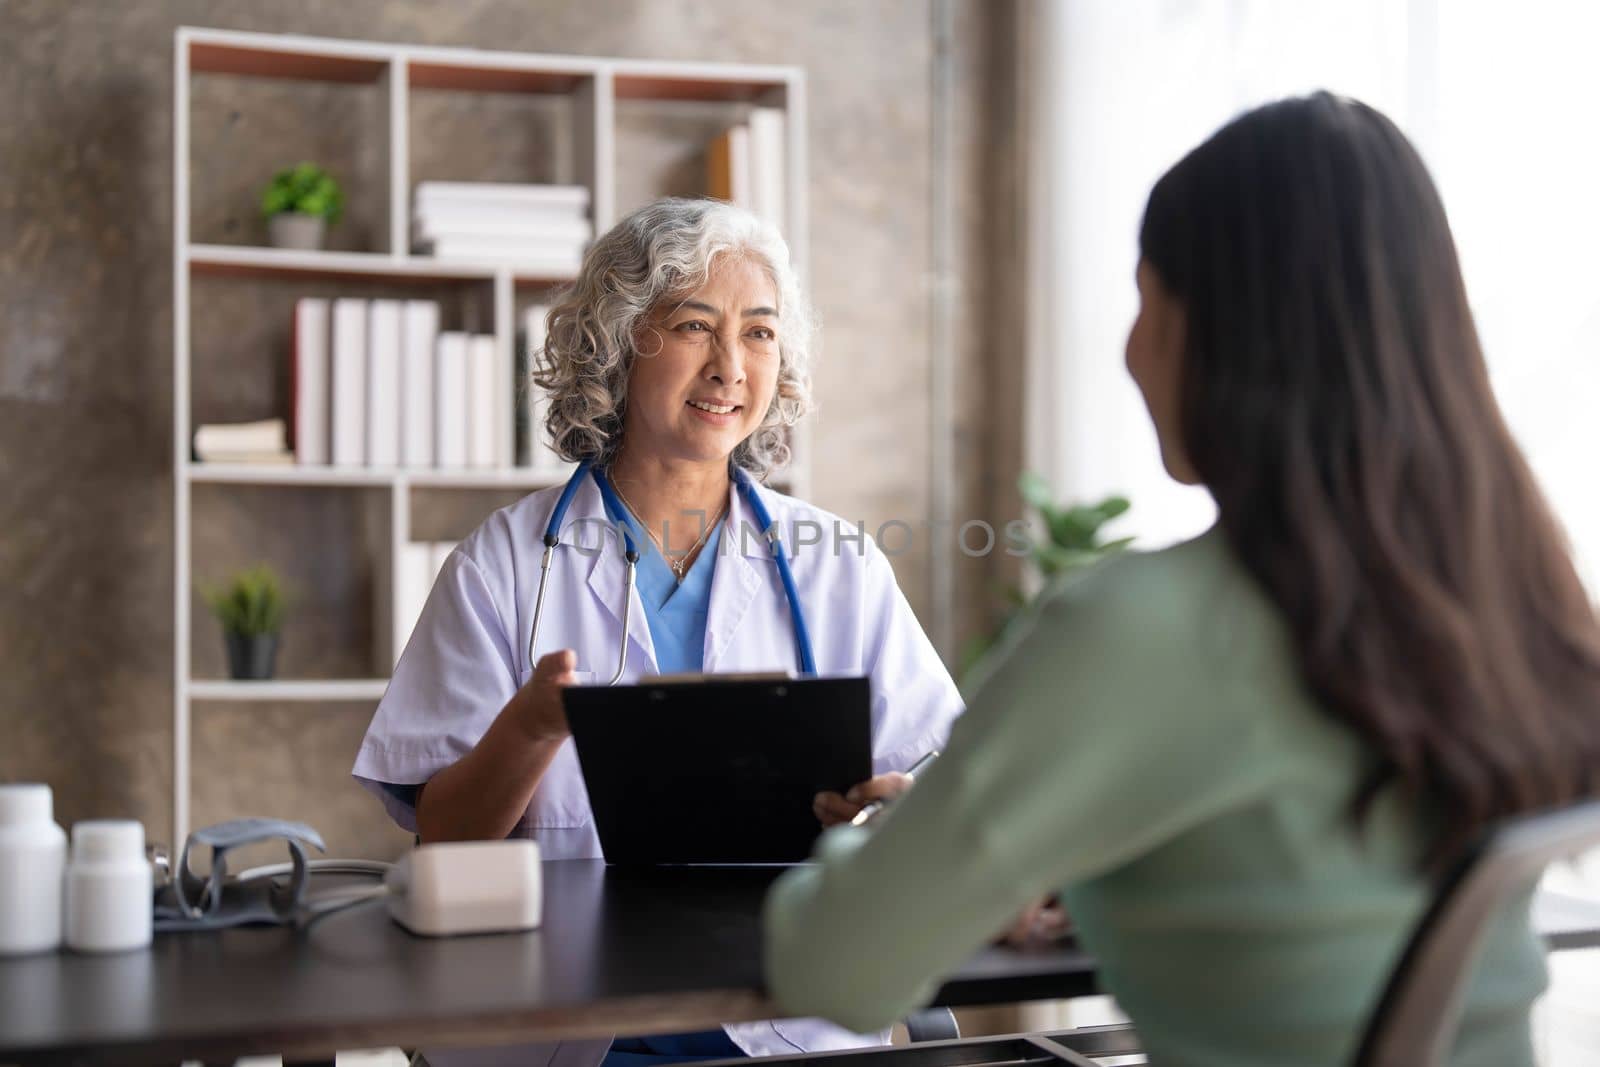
[764, 527, 1545, 1067]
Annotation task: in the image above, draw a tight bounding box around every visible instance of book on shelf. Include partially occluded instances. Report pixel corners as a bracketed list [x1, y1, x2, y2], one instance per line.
[467, 334, 500, 469]
[435, 331, 470, 469]
[412, 213, 594, 244]
[330, 298, 368, 466]
[193, 418, 288, 460]
[401, 301, 439, 468]
[415, 181, 590, 212]
[748, 107, 787, 231]
[707, 124, 751, 206]
[417, 240, 584, 274]
[367, 300, 403, 467]
[707, 107, 786, 231]
[292, 299, 330, 465]
[413, 181, 591, 273]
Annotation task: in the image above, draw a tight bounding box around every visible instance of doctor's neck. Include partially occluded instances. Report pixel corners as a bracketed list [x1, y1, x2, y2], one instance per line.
[607, 448, 732, 546]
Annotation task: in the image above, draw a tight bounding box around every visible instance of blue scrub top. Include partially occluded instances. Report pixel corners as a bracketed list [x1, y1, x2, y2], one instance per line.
[602, 494, 723, 675]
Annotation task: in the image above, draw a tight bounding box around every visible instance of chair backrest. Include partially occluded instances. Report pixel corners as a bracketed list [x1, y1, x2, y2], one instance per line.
[1352, 798, 1600, 1067]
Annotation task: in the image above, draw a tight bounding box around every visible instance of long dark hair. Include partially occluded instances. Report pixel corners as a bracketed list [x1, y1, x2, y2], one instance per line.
[1139, 92, 1600, 865]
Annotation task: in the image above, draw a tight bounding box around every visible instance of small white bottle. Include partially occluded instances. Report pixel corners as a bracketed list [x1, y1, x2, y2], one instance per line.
[0, 783, 67, 955]
[65, 820, 152, 953]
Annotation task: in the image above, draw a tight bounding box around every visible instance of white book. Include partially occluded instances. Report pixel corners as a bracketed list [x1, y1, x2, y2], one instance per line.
[728, 124, 753, 207]
[366, 300, 402, 468]
[413, 233, 588, 259]
[420, 240, 585, 274]
[194, 418, 287, 457]
[749, 107, 787, 232]
[292, 299, 330, 465]
[415, 181, 590, 212]
[393, 542, 435, 667]
[413, 211, 592, 242]
[434, 332, 470, 468]
[330, 298, 368, 466]
[467, 333, 498, 469]
[401, 301, 439, 468]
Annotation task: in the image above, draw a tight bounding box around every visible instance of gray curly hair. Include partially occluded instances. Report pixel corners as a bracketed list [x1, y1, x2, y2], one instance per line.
[533, 197, 816, 480]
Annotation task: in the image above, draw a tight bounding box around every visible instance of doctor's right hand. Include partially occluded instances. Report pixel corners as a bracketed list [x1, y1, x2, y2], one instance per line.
[512, 649, 580, 744]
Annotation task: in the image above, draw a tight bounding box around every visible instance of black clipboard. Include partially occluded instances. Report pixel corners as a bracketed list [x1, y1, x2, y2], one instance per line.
[563, 675, 872, 865]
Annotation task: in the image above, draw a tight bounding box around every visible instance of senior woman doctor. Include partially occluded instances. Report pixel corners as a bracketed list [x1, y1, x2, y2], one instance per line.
[353, 197, 961, 1067]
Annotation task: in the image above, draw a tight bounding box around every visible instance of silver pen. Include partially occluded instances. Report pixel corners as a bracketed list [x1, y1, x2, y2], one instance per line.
[850, 750, 940, 826]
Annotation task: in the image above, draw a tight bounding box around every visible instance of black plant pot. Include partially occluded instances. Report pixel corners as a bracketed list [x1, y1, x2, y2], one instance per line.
[224, 631, 280, 680]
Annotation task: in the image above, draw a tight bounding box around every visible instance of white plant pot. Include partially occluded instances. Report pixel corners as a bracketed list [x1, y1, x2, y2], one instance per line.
[269, 213, 327, 251]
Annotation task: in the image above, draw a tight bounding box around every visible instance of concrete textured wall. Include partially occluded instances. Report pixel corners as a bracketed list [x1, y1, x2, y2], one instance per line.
[0, 0, 1024, 860]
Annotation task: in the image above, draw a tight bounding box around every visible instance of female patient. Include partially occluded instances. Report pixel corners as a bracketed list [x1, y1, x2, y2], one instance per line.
[764, 92, 1600, 1066]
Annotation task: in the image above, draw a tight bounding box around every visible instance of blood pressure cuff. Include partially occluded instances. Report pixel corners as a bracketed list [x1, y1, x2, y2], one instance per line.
[152, 817, 326, 931]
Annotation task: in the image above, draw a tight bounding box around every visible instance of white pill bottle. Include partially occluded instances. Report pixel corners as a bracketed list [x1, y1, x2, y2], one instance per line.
[0, 783, 67, 955]
[65, 820, 152, 953]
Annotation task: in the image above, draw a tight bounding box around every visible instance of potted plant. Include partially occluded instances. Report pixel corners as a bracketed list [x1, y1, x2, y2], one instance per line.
[203, 565, 286, 680]
[260, 162, 343, 250]
[959, 472, 1134, 679]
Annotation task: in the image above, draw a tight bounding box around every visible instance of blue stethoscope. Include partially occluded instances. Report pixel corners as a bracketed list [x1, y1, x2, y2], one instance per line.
[528, 459, 817, 684]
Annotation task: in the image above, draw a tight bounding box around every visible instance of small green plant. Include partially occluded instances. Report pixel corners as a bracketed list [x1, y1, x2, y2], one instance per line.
[959, 472, 1133, 679]
[202, 565, 286, 637]
[259, 162, 344, 223]
[1016, 471, 1133, 581]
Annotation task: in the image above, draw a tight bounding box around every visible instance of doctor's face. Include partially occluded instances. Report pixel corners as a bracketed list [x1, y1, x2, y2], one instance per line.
[625, 254, 781, 467]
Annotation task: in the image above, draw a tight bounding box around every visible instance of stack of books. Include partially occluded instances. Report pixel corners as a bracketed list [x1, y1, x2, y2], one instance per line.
[707, 107, 786, 230]
[412, 182, 593, 275]
[192, 419, 292, 465]
[290, 297, 564, 471]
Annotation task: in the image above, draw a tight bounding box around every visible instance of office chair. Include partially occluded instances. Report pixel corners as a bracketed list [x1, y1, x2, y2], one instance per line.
[711, 797, 1600, 1067]
[1349, 797, 1600, 1066]
[1036, 797, 1600, 1066]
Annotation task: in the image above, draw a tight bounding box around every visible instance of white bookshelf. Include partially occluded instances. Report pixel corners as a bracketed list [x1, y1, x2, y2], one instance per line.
[173, 26, 810, 845]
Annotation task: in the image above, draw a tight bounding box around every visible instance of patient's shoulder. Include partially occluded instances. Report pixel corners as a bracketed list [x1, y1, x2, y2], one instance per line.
[1037, 526, 1279, 662]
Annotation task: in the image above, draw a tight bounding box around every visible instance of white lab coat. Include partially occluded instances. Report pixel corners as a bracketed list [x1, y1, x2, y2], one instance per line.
[353, 474, 963, 1067]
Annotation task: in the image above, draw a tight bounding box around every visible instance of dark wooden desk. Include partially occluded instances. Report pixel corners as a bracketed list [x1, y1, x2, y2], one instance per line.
[0, 862, 1094, 1066]
[1, 862, 1595, 1066]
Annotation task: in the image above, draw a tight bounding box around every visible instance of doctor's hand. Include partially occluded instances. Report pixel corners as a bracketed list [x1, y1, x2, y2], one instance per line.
[512, 649, 580, 744]
[813, 772, 913, 829]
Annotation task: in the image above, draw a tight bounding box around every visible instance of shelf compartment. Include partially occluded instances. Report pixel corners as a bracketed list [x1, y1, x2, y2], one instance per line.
[409, 60, 589, 95]
[614, 69, 791, 103]
[188, 39, 391, 84]
[189, 679, 390, 702]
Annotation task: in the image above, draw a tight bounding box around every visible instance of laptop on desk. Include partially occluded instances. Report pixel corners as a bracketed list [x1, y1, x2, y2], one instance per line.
[563, 675, 872, 865]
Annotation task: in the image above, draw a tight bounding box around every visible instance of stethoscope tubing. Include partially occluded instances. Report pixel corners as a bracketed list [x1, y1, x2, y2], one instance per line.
[527, 460, 815, 683]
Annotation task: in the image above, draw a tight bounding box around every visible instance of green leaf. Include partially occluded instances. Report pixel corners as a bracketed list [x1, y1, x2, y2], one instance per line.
[202, 564, 286, 637]
[1096, 496, 1131, 520]
[260, 162, 344, 223]
[1018, 470, 1055, 512]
